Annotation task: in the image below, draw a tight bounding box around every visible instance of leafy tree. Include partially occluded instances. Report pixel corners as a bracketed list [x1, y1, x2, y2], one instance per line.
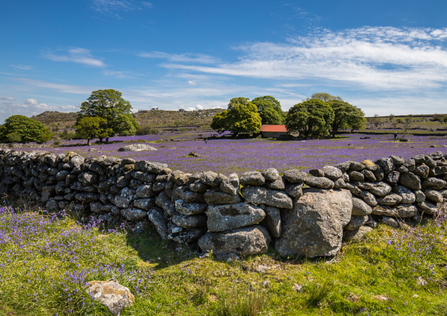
[75, 116, 107, 145]
[251, 95, 285, 125]
[78, 89, 139, 142]
[327, 100, 366, 137]
[441, 115, 447, 124]
[370, 114, 381, 128]
[211, 97, 262, 136]
[0, 115, 52, 143]
[389, 114, 395, 122]
[402, 115, 412, 136]
[285, 99, 334, 139]
[307, 92, 343, 102]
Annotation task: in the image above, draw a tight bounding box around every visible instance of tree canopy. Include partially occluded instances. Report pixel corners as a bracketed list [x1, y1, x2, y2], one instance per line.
[251, 95, 285, 125]
[328, 100, 366, 137]
[308, 92, 343, 102]
[211, 97, 262, 136]
[78, 89, 139, 142]
[75, 116, 108, 145]
[285, 99, 334, 138]
[0, 115, 52, 143]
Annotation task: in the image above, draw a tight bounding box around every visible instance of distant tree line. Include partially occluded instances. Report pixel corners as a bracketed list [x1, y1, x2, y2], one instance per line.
[211, 93, 366, 138]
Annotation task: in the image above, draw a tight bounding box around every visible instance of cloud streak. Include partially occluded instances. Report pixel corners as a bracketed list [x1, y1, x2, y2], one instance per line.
[91, 0, 152, 17]
[46, 48, 105, 67]
[138, 51, 220, 64]
[162, 26, 447, 91]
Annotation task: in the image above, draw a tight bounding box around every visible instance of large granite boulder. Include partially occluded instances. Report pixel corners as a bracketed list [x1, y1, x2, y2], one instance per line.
[198, 225, 271, 256]
[275, 189, 352, 258]
[118, 144, 157, 152]
[206, 203, 265, 232]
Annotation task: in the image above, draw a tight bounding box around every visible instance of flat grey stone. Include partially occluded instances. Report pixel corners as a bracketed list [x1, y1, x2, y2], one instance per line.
[242, 186, 293, 209]
[175, 199, 208, 215]
[206, 202, 265, 232]
[240, 171, 265, 186]
[352, 197, 373, 215]
[304, 176, 334, 189]
[204, 189, 242, 205]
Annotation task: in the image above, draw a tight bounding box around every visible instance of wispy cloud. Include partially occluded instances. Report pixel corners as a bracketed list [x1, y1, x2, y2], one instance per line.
[162, 26, 447, 91]
[0, 97, 15, 101]
[46, 48, 105, 67]
[103, 70, 134, 79]
[138, 51, 220, 64]
[91, 0, 152, 18]
[12, 78, 96, 95]
[10, 65, 33, 70]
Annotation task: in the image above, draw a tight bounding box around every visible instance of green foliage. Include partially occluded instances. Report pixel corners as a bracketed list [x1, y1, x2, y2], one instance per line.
[285, 99, 335, 138]
[60, 129, 76, 140]
[211, 97, 262, 136]
[308, 92, 343, 102]
[0, 115, 52, 143]
[78, 89, 139, 142]
[75, 116, 107, 145]
[136, 125, 159, 135]
[328, 100, 366, 136]
[251, 95, 285, 125]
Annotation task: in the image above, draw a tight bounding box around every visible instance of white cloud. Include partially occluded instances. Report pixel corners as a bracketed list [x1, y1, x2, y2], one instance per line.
[138, 51, 219, 64]
[10, 65, 33, 70]
[161, 26, 447, 91]
[46, 48, 105, 67]
[0, 97, 15, 101]
[187, 80, 196, 85]
[103, 70, 134, 78]
[24, 98, 49, 109]
[196, 104, 203, 110]
[60, 105, 79, 111]
[91, 0, 152, 17]
[12, 78, 96, 94]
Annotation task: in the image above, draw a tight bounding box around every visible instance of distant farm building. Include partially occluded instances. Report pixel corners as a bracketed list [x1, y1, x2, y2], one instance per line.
[260, 125, 289, 138]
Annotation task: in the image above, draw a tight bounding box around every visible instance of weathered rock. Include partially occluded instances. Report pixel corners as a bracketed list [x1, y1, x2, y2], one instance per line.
[433, 166, 447, 176]
[417, 201, 439, 215]
[241, 186, 293, 209]
[120, 208, 147, 222]
[365, 216, 378, 228]
[359, 181, 391, 197]
[404, 158, 416, 171]
[304, 176, 334, 189]
[171, 170, 190, 186]
[118, 144, 157, 152]
[343, 226, 373, 242]
[135, 184, 156, 198]
[133, 198, 156, 210]
[393, 185, 416, 204]
[424, 190, 444, 203]
[240, 171, 265, 186]
[386, 171, 400, 185]
[415, 190, 426, 202]
[275, 189, 352, 258]
[131, 171, 156, 183]
[344, 182, 362, 196]
[352, 197, 373, 216]
[399, 172, 421, 190]
[373, 165, 385, 181]
[172, 214, 207, 229]
[204, 189, 242, 205]
[362, 169, 376, 182]
[114, 187, 134, 208]
[350, 161, 365, 171]
[395, 204, 418, 218]
[335, 161, 351, 172]
[147, 207, 168, 239]
[309, 169, 324, 177]
[260, 205, 281, 238]
[349, 171, 364, 181]
[200, 171, 220, 187]
[390, 155, 405, 166]
[198, 225, 271, 256]
[283, 169, 307, 183]
[345, 215, 369, 231]
[262, 168, 280, 181]
[362, 159, 378, 171]
[376, 194, 403, 206]
[382, 216, 400, 228]
[372, 205, 396, 217]
[155, 191, 177, 216]
[422, 177, 447, 190]
[415, 164, 430, 179]
[285, 183, 303, 198]
[266, 177, 286, 190]
[75, 192, 99, 203]
[333, 178, 346, 189]
[321, 165, 343, 180]
[175, 199, 208, 215]
[175, 186, 205, 203]
[376, 157, 394, 174]
[206, 203, 265, 232]
[220, 173, 239, 196]
[169, 228, 206, 244]
[189, 180, 208, 193]
[86, 279, 134, 316]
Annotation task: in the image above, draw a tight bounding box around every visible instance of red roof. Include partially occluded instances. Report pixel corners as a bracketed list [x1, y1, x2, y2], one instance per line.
[260, 125, 287, 132]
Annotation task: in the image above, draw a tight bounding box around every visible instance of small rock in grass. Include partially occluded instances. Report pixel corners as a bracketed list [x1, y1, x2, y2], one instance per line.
[86, 279, 134, 316]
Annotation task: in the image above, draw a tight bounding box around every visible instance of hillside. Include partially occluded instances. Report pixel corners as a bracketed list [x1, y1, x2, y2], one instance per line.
[31, 108, 224, 133]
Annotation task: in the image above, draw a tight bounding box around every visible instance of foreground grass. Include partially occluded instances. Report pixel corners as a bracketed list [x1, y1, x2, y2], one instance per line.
[1, 201, 447, 315]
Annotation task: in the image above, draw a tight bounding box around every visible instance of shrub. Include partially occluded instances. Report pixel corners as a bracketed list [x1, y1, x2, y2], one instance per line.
[136, 125, 159, 135]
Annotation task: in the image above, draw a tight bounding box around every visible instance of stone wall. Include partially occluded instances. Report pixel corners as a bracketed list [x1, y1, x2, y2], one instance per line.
[0, 149, 446, 259]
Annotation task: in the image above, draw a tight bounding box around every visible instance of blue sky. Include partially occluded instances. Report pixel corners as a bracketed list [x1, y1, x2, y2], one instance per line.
[1, 0, 447, 123]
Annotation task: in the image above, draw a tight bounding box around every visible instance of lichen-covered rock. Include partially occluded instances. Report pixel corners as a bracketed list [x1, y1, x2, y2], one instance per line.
[120, 208, 147, 222]
[118, 144, 157, 152]
[240, 171, 265, 186]
[85, 279, 134, 316]
[348, 171, 364, 181]
[175, 199, 208, 215]
[358, 181, 392, 197]
[260, 205, 281, 238]
[352, 197, 373, 216]
[343, 226, 373, 242]
[345, 215, 368, 231]
[114, 187, 134, 208]
[321, 165, 343, 180]
[147, 207, 168, 239]
[283, 169, 307, 183]
[262, 168, 280, 181]
[285, 183, 303, 199]
[220, 173, 239, 196]
[175, 186, 205, 203]
[241, 186, 293, 209]
[417, 201, 439, 215]
[422, 177, 447, 190]
[424, 190, 444, 203]
[394, 186, 416, 204]
[133, 198, 156, 210]
[386, 171, 400, 185]
[267, 177, 286, 190]
[200, 171, 220, 187]
[204, 189, 242, 205]
[399, 172, 421, 190]
[206, 203, 265, 232]
[275, 189, 352, 258]
[376, 194, 403, 206]
[135, 184, 156, 198]
[371, 205, 396, 217]
[198, 225, 271, 256]
[304, 176, 334, 189]
[172, 214, 207, 229]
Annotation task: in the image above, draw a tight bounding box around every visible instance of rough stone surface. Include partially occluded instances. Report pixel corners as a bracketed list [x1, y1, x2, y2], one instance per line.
[175, 199, 208, 215]
[172, 214, 207, 229]
[283, 169, 307, 183]
[343, 226, 373, 242]
[86, 279, 135, 316]
[241, 186, 293, 209]
[394, 185, 416, 204]
[260, 205, 281, 238]
[198, 225, 271, 256]
[285, 183, 303, 199]
[376, 194, 403, 206]
[422, 177, 447, 190]
[424, 190, 444, 203]
[417, 201, 439, 215]
[220, 173, 239, 196]
[304, 176, 334, 189]
[262, 168, 280, 181]
[345, 215, 369, 231]
[359, 182, 392, 197]
[321, 165, 343, 180]
[120, 208, 147, 222]
[352, 197, 373, 216]
[204, 189, 242, 205]
[147, 207, 168, 239]
[275, 189, 352, 258]
[118, 144, 157, 152]
[240, 171, 265, 186]
[399, 172, 422, 190]
[206, 203, 266, 232]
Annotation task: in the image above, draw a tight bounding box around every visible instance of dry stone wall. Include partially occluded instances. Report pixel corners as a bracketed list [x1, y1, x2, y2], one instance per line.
[1, 149, 446, 259]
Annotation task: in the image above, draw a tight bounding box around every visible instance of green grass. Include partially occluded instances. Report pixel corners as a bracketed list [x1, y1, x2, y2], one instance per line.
[1, 199, 447, 315]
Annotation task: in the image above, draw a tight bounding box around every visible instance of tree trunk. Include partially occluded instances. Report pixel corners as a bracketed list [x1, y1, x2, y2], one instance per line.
[87, 138, 90, 146]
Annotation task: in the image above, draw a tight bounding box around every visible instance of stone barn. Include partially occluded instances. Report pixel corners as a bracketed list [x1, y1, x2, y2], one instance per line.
[260, 125, 289, 139]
